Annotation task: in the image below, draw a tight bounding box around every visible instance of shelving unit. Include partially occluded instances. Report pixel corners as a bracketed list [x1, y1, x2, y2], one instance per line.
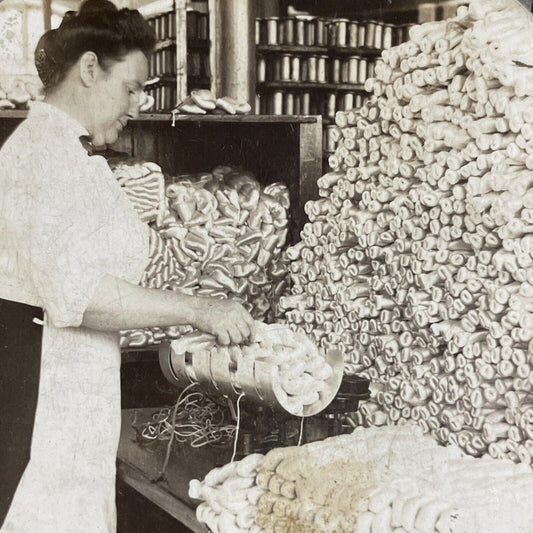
[144, 0, 211, 111]
[255, 16, 412, 168]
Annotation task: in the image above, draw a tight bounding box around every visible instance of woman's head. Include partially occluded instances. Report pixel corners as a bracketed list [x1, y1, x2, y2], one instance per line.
[35, 0, 155, 93]
[35, 0, 155, 145]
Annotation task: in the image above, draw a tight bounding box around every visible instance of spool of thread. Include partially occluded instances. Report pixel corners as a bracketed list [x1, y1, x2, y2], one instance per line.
[281, 54, 292, 81]
[317, 55, 328, 83]
[331, 58, 341, 83]
[283, 92, 294, 115]
[383, 24, 394, 49]
[334, 18, 349, 47]
[281, 17, 294, 45]
[315, 18, 326, 46]
[374, 21, 384, 49]
[266, 17, 278, 45]
[358, 23, 366, 47]
[295, 18, 305, 45]
[347, 56, 360, 84]
[301, 92, 311, 114]
[257, 56, 266, 83]
[291, 56, 301, 82]
[365, 20, 377, 48]
[358, 57, 368, 83]
[348, 21, 359, 47]
[308, 55, 318, 82]
[305, 18, 316, 46]
[273, 91, 283, 115]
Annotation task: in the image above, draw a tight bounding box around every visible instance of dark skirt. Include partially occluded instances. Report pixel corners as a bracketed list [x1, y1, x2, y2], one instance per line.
[0, 298, 43, 526]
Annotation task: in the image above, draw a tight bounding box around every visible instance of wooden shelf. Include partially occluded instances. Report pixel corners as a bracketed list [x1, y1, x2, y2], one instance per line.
[330, 45, 383, 57]
[257, 44, 383, 58]
[0, 109, 29, 118]
[257, 44, 328, 54]
[0, 110, 322, 124]
[257, 81, 366, 91]
[169, 113, 321, 123]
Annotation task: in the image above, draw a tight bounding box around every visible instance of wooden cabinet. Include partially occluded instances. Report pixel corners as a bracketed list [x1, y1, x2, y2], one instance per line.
[0, 110, 322, 239]
[112, 113, 322, 239]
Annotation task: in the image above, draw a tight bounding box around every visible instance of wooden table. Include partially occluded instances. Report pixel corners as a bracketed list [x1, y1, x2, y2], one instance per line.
[118, 408, 235, 533]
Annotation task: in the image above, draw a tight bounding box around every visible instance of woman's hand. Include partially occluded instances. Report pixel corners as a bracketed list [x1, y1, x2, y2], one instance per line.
[191, 298, 255, 346]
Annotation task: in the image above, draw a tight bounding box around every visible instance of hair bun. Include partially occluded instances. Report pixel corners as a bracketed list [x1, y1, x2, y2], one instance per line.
[78, 0, 118, 15]
[34, 30, 61, 88]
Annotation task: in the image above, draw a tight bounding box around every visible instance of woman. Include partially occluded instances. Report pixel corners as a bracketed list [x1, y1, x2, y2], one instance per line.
[0, 1, 254, 531]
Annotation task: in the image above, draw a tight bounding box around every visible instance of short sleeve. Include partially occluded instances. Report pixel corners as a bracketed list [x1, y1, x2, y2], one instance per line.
[27, 155, 122, 328]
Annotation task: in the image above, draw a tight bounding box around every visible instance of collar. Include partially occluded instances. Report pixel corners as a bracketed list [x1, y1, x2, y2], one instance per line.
[28, 101, 90, 139]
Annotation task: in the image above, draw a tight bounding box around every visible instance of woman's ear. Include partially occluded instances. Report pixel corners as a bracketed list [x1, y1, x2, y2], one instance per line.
[79, 51, 99, 87]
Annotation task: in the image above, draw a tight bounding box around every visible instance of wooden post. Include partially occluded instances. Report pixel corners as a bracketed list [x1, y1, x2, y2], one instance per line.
[175, 0, 187, 104]
[298, 117, 323, 232]
[43, 0, 52, 31]
[208, 0, 219, 96]
[211, 0, 256, 106]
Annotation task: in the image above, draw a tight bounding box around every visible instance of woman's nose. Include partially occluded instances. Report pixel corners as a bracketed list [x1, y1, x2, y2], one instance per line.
[128, 102, 140, 120]
[128, 91, 145, 120]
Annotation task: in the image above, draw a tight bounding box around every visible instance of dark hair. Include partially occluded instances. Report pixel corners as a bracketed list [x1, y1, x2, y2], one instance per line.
[35, 0, 156, 92]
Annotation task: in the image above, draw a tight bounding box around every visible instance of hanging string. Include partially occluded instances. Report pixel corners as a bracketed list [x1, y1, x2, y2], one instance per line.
[298, 416, 305, 446]
[155, 385, 183, 482]
[231, 393, 245, 463]
[143, 383, 236, 482]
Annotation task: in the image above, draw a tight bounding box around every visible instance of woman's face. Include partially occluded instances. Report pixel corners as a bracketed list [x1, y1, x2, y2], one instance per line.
[90, 49, 149, 147]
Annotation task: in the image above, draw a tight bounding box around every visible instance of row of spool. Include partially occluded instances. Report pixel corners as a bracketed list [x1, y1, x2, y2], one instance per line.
[257, 54, 376, 86]
[256, 16, 414, 50]
[255, 91, 367, 119]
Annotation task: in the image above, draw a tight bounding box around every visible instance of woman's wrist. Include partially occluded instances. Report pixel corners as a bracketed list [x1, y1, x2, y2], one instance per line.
[172, 291, 203, 327]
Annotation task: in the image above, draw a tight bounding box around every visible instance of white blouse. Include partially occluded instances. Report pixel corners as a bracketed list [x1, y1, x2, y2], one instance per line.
[0, 102, 149, 533]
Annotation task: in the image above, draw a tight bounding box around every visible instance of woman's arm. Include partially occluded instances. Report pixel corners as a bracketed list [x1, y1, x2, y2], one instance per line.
[81, 274, 254, 345]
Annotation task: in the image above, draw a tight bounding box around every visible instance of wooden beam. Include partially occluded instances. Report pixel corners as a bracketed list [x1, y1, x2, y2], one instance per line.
[175, 0, 187, 103]
[213, 0, 256, 105]
[208, 0, 220, 96]
[43, 0, 52, 30]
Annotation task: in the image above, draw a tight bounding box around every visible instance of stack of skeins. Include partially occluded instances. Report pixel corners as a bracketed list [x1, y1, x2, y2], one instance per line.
[280, 0, 533, 466]
[173, 89, 252, 116]
[119, 165, 291, 348]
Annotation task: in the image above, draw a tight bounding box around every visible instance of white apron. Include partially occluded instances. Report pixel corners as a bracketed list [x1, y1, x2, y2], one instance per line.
[0, 102, 149, 533]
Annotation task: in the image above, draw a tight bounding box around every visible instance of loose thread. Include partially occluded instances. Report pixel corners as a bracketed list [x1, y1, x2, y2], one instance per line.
[298, 416, 305, 446]
[153, 382, 198, 483]
[231, 393, 245, 463]
[141, 387, 234, 447]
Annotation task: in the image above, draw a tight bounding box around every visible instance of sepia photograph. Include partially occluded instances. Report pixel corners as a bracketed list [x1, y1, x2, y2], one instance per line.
[1, 0, 533, 531]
